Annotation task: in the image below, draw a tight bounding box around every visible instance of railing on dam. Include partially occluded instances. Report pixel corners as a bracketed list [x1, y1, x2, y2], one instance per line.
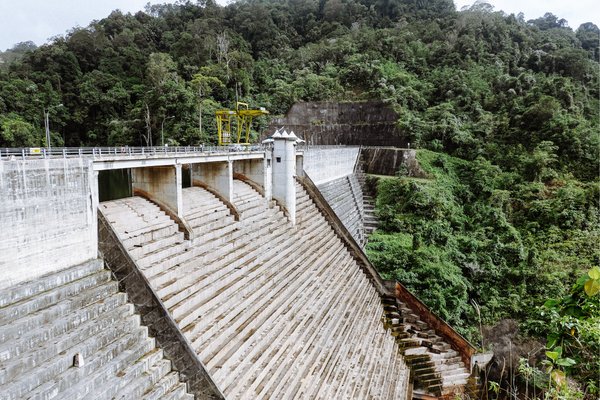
[0, 145, 267, 160]
[0, 144, 361, 160]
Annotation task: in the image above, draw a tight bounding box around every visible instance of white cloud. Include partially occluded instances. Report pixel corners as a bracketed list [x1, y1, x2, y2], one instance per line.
[454, 0, 599, 29]
[1, 0, 154, 51]
[1, 0, 597, 51]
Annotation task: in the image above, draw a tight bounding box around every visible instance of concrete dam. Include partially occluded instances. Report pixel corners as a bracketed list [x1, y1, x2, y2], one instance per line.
[0, 135, 477, 399]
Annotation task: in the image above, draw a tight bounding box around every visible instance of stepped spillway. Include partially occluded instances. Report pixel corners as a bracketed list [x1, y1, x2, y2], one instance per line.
[101, 179, 410, 399]
[0, 260, 194, 400]
[317, 174, 366, 246]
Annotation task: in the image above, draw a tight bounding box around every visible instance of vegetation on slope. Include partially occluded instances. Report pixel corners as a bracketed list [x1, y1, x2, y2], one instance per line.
[366, 151, 599, 397]
[0, 0, 598, 397]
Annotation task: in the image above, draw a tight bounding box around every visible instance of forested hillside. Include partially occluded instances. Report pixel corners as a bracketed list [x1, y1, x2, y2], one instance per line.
[0, 0, 598, 398]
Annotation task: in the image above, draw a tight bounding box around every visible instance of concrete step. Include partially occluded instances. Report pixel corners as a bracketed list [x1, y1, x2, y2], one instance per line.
[2, 312, 148, 399]
[186, 217, 332, 350]
[95, 349, 169, 400]
[158, 216, 287, 308]
[187, 208, 232, 227]
[198, 226, 342, 367]
[101, 179, 424, 399]
[295, 281, 379, 400]
[263, 269, 374, 399]
[0, 270, 114, 325]
[122, 224, 180, 249]
[0, 301, 136, 385]
[37, 335, 157, 400]
[170, 222, 291, 327]
[137, 241, 191, 269]
[129, 231, 186, 259]
[226, 252, 362, 398]
[343, 295, 387, 399]
[0, 257, 195, 399]
[282, 262, 375, 399]
[0, 291, 128, 362]
[0, 260, 104, 308]
[140, 371, 182, 400]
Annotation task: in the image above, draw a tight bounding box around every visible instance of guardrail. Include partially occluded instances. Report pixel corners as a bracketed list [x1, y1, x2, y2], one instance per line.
[0, 145, 265, 160]
[0, 144, 360, 160]
[296, 144, 356, 150]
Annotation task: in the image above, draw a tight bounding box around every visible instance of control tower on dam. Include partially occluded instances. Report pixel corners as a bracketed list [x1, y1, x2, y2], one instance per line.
[0, 135, 478, 399]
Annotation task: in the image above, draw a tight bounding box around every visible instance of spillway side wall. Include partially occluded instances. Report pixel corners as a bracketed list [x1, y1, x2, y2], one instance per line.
[0, 158, 97, 289]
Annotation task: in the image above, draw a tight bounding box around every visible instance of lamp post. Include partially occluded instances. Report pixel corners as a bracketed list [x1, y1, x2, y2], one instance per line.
[161, 115, 175, 146]
[43, 104, 63, 150]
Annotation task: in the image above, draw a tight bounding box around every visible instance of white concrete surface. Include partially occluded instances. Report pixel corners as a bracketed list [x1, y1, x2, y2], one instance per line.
[0, 259, 194, 400]
[102, 180, 411, 400]
[132, 165, 183, 217]
[271, 130, 299, 225]
[303, 147, 360, 185]
[0, 158, 97, 290]
[192, 161, 233, 203]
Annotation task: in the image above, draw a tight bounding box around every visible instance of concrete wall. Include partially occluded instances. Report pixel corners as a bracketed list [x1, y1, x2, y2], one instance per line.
[302, 147, 360, 185]
[0, 158, 97, 290]
[232, 158, 269, 198]
[361, 147, 428, 177]
[317, 174, 365, 246]
[192, 162, 233, 204]
[266, 101, 409, 147]
[302, 147, 365, 245]
[132, 165, 183, 216]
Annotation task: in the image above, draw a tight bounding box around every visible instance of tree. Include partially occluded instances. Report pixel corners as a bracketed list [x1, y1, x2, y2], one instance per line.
[576, 22, 600, 61]
[0, 113, 39, 147]
[191, 69, 225, 138]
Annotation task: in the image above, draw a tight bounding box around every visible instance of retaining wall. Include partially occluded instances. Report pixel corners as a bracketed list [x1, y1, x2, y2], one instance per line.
[302, 147, 365, 245]
[0, 158, 97, 289]
[360, 147, 428, 177]
[302, 147, 359, 185]
[266, 101, 409, 147]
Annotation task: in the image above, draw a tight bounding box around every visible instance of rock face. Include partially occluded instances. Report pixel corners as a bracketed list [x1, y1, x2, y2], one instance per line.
[0, 259, 194, 400]
[361, 147, 429, 178]
[267, 101, 409, 146]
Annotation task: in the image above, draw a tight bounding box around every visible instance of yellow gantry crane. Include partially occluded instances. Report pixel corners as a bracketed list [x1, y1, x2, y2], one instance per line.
[215, 102, 269, 146]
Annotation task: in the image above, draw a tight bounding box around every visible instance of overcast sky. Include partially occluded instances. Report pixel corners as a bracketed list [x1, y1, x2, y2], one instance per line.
[1, 0, 598, 51]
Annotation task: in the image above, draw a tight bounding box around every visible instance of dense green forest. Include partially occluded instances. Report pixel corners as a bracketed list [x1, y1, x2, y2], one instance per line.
[0, 0, 598, 398]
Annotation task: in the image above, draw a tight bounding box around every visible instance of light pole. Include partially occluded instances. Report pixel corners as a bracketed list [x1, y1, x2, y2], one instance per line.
[161, 115, 175, 146]
[43, 104, 63, 150]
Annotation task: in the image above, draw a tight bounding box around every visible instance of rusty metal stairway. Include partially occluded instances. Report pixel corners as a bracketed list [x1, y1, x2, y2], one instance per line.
[381, 294, 471, 398]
